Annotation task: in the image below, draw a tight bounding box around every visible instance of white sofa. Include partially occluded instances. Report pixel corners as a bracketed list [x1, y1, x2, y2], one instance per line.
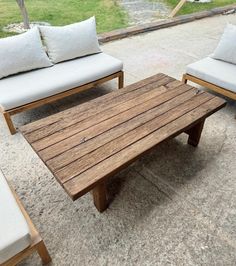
[183, 57, 236, 98]
[183, 24, 236, 102]
[0, 52, 123, 111]
[0, 18, 124, 135]
[187, 57, 236, 94]
[0, 170, 51, 265]
[0, 52, 123, 135]
[183, 57, 236, 102]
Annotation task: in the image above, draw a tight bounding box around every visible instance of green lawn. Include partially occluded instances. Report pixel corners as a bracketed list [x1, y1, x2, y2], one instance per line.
[0, 0, 235, 39]
[162, 0, 236, 16]
[0, 0, 128, 38]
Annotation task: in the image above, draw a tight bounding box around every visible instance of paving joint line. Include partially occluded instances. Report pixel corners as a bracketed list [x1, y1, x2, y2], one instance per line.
[136, 165, 236, 250]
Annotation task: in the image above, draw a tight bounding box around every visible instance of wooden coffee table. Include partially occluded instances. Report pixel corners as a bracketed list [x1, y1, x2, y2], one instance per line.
[20, 73, 226, 212]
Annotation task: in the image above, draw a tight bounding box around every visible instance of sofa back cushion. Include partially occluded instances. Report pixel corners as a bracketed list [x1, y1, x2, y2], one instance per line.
[0, 28, 52, 80]
[212, 24, 236, 65]
[39, 17, 101, 64]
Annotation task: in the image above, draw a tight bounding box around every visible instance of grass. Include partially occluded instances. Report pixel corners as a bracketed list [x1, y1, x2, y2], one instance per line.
[161, 0, 236, 16]
[0, 0, 235, 39]
[0, 0, 128, 38]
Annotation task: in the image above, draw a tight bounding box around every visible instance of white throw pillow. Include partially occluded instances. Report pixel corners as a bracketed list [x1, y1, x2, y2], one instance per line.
[39, 17, 101, 63]
[212, 24, 236, 65]
[0, 28, 52, 80]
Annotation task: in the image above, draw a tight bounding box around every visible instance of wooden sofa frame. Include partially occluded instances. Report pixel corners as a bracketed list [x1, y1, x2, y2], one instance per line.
[182, 73, 236, 101]
[2, 182, 51, 266]
[1, 71, 124, 135]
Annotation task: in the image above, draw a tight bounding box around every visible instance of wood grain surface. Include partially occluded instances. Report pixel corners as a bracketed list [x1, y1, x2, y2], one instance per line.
[21, 73, 226, 201]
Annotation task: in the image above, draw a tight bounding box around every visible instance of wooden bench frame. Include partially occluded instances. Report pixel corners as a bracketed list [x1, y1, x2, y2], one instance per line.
[1, 71, 124, 135]
[182, 73, 236, 101]
[2, 182, 51, 266]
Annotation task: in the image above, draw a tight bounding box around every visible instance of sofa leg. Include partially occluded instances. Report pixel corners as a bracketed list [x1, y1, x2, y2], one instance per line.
[118, 71, 124, 89]
[3, 112, 16, 135]
[36, 240, 52, 265]
[182, 74, 188, 84]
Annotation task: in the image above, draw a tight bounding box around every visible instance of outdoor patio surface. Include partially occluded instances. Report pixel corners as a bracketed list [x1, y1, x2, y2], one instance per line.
[0, 13, 236, 266]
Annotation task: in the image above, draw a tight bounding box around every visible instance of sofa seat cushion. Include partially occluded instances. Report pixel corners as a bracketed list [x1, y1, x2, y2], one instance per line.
[186, 57, 236, 93]
[0, 53, 123, 111]
[0, 170, 31, 264]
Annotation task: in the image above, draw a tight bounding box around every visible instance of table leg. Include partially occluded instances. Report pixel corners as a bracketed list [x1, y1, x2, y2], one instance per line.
[92, 182, 108, 212]
[186, 120, 205, 147]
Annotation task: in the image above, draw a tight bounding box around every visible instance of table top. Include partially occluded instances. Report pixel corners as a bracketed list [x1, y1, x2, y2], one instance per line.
[20, 73, 226, 200]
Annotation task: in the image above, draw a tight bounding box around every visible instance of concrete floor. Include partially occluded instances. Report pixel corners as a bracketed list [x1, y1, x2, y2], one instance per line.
[1, 14, 236, 266]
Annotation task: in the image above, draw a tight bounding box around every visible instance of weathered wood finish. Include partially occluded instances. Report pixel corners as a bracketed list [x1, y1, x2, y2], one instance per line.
[182, 73, 236, 101]
[1, 71, 124, 135]
[20, 73, 226, 212]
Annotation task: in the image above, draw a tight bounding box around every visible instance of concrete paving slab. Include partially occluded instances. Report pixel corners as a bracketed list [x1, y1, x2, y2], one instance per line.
[15, 169, 236, 265]
[134, 107, 236, 238]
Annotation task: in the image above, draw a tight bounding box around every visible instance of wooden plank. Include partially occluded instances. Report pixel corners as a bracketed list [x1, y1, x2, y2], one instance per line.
[24, 76, 175, 144]
[63, 96, 226, 200]
[31, 81, 179, 151]
[165, 80, 183, 88]
[55, 92, 213, 184]
[39, 83, 190, 162]
[31, 86, 167, 149]
[45, 86, 196, 170]
[20, 73, 168, 134]
[169, 0, 187, 17]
